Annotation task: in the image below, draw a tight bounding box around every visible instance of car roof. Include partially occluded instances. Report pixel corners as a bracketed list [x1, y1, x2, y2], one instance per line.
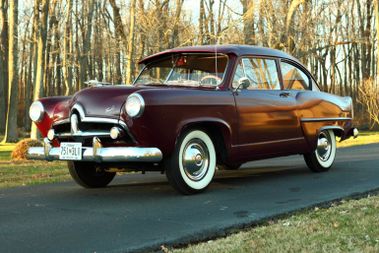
[138, 44, 300, 65]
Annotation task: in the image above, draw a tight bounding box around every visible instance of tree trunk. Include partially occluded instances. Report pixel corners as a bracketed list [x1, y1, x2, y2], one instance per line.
[30, 0, 49, 139]
[169, 0, 184, 48]
[24, 1, 39, 131]
[79, 0, 95, 89]
[374, 0, 379, 85]
[286, 0, 305, 53]
[62, 0, 73, 95]
[199, 0, 205, 44]
[125, 0, 136, 84]
[2, 0, 18, 143]
[0, 0, 8, 134]
[109, 0, 126, 84]
[208, 0, 215, 44]
[241, 0, 255, 45]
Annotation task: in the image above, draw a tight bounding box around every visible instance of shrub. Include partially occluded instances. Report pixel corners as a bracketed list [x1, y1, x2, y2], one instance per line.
[358, 78, 379, 129]
[11, 139, 42, 161]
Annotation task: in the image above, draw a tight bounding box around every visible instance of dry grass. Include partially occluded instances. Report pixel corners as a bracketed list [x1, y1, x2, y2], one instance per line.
[0, 143, 16, 161]
[172, 195, 379, 253]
[0, 161, 70, 188]
[338, 131, 379, 148]
[0, 139, 70, 187]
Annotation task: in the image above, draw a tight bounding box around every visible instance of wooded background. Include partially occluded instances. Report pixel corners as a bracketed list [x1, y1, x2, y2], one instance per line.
[0, 0, 378, 142]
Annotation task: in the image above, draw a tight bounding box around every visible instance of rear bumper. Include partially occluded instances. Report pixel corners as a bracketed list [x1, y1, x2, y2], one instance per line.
[27, 138, 163, 163]
[342, 127, 359, 140]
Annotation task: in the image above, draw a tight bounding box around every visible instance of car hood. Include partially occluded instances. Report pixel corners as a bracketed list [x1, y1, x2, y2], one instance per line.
[73, 86, 150, 117]
[52, 86, 149, 123]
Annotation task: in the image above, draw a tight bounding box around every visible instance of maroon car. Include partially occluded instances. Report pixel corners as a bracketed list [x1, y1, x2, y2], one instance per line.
[27, 45, 358, 194]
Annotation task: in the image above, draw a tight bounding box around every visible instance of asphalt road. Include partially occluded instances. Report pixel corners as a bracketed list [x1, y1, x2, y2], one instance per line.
[1, 143, 379, 253]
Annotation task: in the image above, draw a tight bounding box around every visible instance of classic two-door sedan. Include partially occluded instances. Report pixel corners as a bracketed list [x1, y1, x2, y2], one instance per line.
[27, 45, 358, 194]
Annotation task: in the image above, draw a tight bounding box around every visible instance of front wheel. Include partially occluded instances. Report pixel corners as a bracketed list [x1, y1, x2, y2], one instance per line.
[68, 162, 116, 188]
[304, 130, 336, 172]
[165, 130, 217, 195]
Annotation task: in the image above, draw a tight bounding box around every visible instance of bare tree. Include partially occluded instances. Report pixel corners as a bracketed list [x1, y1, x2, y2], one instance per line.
[374, 0, 379, 85]
[30, 0, 49, 139]
[0, 0, 8, 134]
[125, 0, 136, 84]
[241, 0, 255, 45]
[0, 0, 378, 138]
[358, 78, 379, 128]
[62, 0, 73, 95]
[2, 0, 18, 142]
[79, 0, 95, 88]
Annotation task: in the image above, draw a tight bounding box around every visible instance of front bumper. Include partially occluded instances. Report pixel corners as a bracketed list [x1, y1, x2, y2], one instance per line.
[27, 138, 163, 163]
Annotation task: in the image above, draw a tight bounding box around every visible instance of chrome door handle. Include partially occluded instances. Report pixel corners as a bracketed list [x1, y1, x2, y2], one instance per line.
[279, 92, 290, 98]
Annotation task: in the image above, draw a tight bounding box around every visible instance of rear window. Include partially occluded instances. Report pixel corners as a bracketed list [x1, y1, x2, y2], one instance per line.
[281, 62, 310, 90]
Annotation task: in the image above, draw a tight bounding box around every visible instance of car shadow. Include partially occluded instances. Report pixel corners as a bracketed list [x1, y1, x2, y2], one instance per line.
[36, 157, 373, 202]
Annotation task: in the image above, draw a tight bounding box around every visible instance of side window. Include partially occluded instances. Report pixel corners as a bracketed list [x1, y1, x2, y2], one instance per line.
[281, 62, 310, 90]
[232, 57, 280, 90]
[311, 78, 320, 91]
[232, 61, 245, 88]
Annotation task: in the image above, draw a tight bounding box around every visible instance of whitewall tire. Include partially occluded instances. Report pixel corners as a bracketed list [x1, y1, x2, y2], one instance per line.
[304, 130, 336, 172]
[165, 130, 216, 194]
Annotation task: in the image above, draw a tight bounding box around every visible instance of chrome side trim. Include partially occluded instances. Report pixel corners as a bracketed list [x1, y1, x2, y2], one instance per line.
[233, 137, 305, 148]
[53, 117, 127, 128]
[82, 117, 119, 124]
[54, 119, 70, 125]
[55, 131, 111, 138]
[301, 117, 352, 122]
[27, 138, 162, 163]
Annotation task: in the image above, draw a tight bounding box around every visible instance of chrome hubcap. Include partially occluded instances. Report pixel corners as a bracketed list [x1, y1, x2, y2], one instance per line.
[182, 139, 209, 181]
[316, 132, 332, 162]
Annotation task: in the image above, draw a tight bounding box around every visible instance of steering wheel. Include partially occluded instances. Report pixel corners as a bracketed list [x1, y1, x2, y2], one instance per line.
[200, 75, 222, 85]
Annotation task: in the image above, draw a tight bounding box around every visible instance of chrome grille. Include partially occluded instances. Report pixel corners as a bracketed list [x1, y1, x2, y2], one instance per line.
[52, 120, 134, 144]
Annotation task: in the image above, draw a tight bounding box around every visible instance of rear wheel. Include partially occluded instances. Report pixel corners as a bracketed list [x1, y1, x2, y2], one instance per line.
[165, 130, 216, 195]
[68, 161, 116, 188]
[304, 130, 336, 172]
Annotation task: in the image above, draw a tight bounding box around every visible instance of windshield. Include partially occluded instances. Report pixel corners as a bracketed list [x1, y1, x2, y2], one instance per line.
[134, 53, 228, 87]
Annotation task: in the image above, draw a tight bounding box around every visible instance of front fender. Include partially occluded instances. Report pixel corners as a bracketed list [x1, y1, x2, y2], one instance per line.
[34, 96, 72, 137]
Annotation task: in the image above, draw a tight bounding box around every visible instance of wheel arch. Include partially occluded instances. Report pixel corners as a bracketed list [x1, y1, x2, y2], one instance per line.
[176, 118, 233, 165]
[318, 125, 344, 138]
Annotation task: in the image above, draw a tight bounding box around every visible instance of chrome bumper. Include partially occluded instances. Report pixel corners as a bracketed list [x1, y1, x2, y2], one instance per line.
[27, 138, 163, 163]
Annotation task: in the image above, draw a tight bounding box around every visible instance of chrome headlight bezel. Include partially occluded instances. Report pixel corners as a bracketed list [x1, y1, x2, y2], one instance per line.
[125, 93, 145, 118]
[29, 101, 45, 122]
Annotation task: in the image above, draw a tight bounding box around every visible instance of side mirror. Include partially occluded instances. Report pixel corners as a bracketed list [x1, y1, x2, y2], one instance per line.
[236, 77, 251, 91]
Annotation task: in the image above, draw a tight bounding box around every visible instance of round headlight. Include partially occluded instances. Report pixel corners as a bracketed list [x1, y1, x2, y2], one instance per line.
[125, 93, 145, 118]
[29, 101, 45, 122]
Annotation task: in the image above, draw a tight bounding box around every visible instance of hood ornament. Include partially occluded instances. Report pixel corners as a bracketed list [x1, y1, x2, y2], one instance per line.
[85, 79, 113, 87]
[105, 105, 115, 113]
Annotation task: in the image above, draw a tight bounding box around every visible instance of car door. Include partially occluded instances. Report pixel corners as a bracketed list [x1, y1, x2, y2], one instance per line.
[233, 57, 305, 158]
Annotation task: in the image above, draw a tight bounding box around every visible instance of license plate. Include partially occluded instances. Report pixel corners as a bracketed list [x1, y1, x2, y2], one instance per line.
[59, 142, 82, 160]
